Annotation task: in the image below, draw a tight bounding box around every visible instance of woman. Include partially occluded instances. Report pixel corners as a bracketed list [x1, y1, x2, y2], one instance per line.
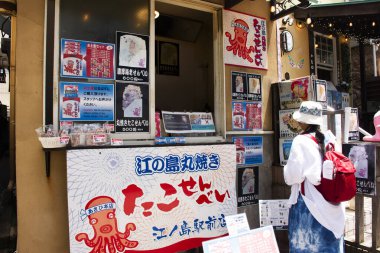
[284, 101, 345, 252]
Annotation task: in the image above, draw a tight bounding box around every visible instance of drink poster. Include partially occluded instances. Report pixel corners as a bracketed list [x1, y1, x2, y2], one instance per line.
[232, 136, 263, 165]
[67, 144, 237, 253]
[279, 76, 313, 109]
[247, 73, 262, 101]
[116, 32, 149, 83]
[236, 167, 259, 207]
[279, 139, 293, 166]
[259, 200, 288, 230]
[343, 143, 376, 196]
[115, 82, 149, 133]
[279, 109, 302, 138]
[61, 39, 115, 79]
[231, 71, 248, 101]
[162, 111, 216, 133]
[59, 82, 114, 121]
[202, 226, 280, 253]
[232, 102, 262, 130]
[223, 9, 268, 70]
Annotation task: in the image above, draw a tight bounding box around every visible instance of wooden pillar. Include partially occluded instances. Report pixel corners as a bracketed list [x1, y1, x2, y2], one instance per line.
[355, 195, 365, 244]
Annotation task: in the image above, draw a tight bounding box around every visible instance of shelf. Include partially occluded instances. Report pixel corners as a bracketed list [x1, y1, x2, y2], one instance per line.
[226, 130, 274, 135]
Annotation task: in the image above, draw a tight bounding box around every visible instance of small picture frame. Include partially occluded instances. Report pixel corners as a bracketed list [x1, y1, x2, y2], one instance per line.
[158, 41, 179, 76]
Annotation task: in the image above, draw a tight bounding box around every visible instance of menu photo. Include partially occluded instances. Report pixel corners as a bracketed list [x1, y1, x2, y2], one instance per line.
[232, 102, 262, 131]
[236, 167, 259, 207]
[247, 73, 262, 101]
[279, 109, 302, 138]
[231, 71, 248, 101]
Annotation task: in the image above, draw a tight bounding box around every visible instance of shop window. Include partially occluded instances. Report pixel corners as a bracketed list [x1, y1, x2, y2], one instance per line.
[314, 33, 337, 84]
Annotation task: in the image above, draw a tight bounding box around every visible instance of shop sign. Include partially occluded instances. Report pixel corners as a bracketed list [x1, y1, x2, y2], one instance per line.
[60, 39, 115, 80]
[236, 167, 259, 207]
[67, 144, 237, 252]
[115, 82, 149, 133]
[116, 32, 149, 83]
[223, 10, 268, 70]
[162, 111, 216, 133]
[59, 82, 114, 121]
[232, 101, 262, 130]
[232, 136, 263, 166]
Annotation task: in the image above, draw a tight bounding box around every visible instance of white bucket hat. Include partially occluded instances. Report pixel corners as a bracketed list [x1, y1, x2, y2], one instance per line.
[292, 101, 323, 126]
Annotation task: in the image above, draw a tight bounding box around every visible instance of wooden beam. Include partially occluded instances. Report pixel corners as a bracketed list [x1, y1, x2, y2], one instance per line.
[224, 0, 244, 9]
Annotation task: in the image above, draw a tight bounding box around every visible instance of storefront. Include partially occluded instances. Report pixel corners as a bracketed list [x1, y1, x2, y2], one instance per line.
[12, 0, 313, 252]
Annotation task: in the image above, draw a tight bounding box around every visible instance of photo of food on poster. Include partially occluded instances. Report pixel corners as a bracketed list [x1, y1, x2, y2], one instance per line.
[236, 167, 259, 207]
[259, 199, 289, 230]
[59, 82, 114, 121]
[231, 71, 248, 101]
[344, 107, 360, 142]
[247, 73, 262, 101]
[116, 32, 149, 83]
[232, 102, 262, 130]
[115, 82, 149, 133]
[162, 111, 216, 133]
[60, 39, 115, 80]
[223, 9, 268, 70]
[279, 76, 313, 109]
[232, 136, 263, 165]
[343, 143, 376, 196]
[67, 144, 237, 253]
[314, 79, 327, 102]
[279, 109, 302, 138]
[279, 139, 293, 166]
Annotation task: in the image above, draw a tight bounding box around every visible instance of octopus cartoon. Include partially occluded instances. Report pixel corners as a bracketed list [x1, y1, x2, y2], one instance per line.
[225, 19, 254, 63]
[76, 196, 138, 253]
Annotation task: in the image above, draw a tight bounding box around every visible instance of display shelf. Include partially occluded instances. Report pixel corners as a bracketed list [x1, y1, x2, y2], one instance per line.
[226, 130, 274, 135]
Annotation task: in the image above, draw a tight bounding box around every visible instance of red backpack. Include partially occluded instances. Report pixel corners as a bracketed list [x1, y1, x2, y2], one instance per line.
[302, 135, 357, 204]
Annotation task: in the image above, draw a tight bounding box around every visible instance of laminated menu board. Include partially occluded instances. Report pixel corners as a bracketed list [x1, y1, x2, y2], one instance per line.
[162, 111, 216, 133]
[279, 109, 302, 138]
[344, 107, 359, 142]
[61, 39, 115, 79]
[247, 73, 262, 101]
[231, 71, 248, 101]
[232, 136, 263, 166]
[279, 76, 313, 109]
[279, 139, 293, 166]
[259, 200, 288, 230]
[236, 167, 259, 207]
[232, 102, 262, 130]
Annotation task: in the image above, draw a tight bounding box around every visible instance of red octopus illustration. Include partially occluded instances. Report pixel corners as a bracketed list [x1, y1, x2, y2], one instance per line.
[76, 196, 138, 253]
[225, 19, 255, 63]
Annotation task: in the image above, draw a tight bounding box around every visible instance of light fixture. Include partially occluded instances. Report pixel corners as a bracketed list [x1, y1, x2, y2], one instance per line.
[310, 23, 314, 28]
[82, 13, 90, 22]
[329, 23, 333, 27]
[349, 22, 353, 27]
[315, 44, 319, 48]
[154, 10, 160, 19]
[306, 15, 312, 25]
[296, 21, 305, 29]
[282, 16, 294, 26]
[372, 21, 376, 27]
[344, 36, 349, 42]
[270, 5, 276, 13]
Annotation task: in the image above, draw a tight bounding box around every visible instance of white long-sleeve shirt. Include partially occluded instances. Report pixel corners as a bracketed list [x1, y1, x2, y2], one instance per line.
[284, 134, 345, 239]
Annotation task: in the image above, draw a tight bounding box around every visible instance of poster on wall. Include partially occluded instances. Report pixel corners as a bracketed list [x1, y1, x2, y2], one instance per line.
[115, 82, 149, 133]
[60, 39, 115, 80]
[67, 144, 237, 253]
[223, 9, 268, 70]
[116, 32, 149, 83]
[279, 109, 302, 138]
[237, 167, 259, 207]
[314, 79, 327, 102]
[59, 82, 114, 121]
[344, 107, 360, 142]
[279, 139, 293, 166]
[232, 102, 262, 130]
[342, 92, 350, 108]
[202, 226, 280, 253]
[327, 90, 342, 110]
[232, 136, 263, 165]
[279, 76, 313, 109]
[231, 71, 248, 101]
[259, 200, 288, 230]
[247, 73, 262, 101]
[158, 41, 179, 76]
[162, 111, 216, 133]
[342, 143, 376, 196]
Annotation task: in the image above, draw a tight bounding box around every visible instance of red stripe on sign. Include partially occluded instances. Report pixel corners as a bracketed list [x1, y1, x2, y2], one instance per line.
[125, 234, 228, 253]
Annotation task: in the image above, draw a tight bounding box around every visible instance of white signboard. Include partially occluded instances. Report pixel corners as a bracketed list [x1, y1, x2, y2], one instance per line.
[259, 200, 289, 230]
[67, 144, 237, 253]
[223, 9, 268, 70]
[225, 213, 250, 236]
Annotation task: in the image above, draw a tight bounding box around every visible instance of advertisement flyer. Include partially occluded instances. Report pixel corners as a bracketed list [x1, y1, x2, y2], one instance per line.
[202, 226, 279, 253]
[259, 200, 288, 230]
[61, 39, 115, 79]
[225, 213, 250, 236]
[223, 9, 268, 70]
[115, 82, 149, 133]
[236, 167, 259, 207]
[67, 144, 237, 253]
[232, 136, 263, 165]
[343, 143, 376, 196]
[162, 111, 216, 133]
[279, 109, 302, 138]
[279, 139, 293, 166]
[247, 73, 262, 101]
[231, 71, 248, 101]
[59, 82, 114, 121]
[116, 32, 149, 83]
[279, 76, 313, 109]
[344, 107, 360, 142]
[232, 102, 262, 130]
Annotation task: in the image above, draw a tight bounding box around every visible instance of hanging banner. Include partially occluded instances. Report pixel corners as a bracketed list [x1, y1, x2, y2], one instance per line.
[59, 82, 114, 121]
[232, 102, 262, 130]
[67, 144, 237, 253]
[232, 136, 263, 165]
[116, 32, 149, 83]
[115, 82, 149, 133]
[343, 143, 376, 196]
[223, 10, 268, 70]
[162, 111, 216, 133]
[61, 39, 115, 80]
[237, 167, 259, 207]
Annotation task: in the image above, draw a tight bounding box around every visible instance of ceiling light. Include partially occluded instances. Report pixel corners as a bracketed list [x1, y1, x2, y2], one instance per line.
[154, 10, 160, 19]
